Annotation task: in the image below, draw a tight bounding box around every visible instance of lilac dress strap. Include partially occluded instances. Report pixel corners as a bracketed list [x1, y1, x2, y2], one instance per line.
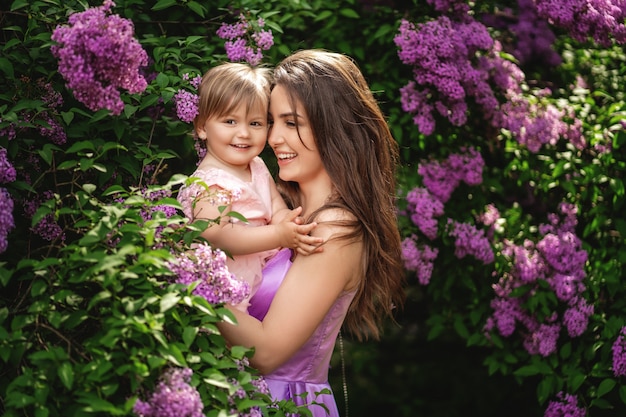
[248, 248, 356, 417]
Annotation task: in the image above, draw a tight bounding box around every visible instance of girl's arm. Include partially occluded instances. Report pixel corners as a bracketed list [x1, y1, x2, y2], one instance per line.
[193, 186, 322, 256]
[217, 215, 362, 374]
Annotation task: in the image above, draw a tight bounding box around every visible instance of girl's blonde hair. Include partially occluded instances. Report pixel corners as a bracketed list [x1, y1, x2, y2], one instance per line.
[194, 63, 272, 133]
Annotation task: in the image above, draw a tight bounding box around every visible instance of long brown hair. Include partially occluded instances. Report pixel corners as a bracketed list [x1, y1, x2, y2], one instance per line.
[273, 49, 405, 340]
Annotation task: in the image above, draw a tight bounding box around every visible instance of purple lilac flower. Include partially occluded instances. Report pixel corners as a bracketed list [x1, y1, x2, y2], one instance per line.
[523, 320, 561, 357]
[483, 0, 561, 67]
[38, 112, 67, 145]
[0, 188, 15, 253]
[168, 242, 250, 305]
[535, 0, 626, 46]
[394, 17, 494, 134]
[418, 147, 484, 203]
[447, 219, 495, 264]
[405, 187, 444, 240]
[427, 0, 471, 17]
[23, 191, 65, 242]
[401, 236, 439, 285]
[133, 367, 203, 417]
[536, 231, 587, 276]
[612, 327, 626, 377]
[544, 392, 586, 417]
[502, 239, 547, 283]
[174, 90, 199, 123]
[562, 297, 593, 337]
[0, 120, 16, 141]
[51, 0, 149, 115]
[487, 204, 592, 356]
[0, 148, 16, 184]
[489, 294, 523, 337]
[37, 79, 64, 109]
[31, 215, 65, 242]
[217, 14, 274, 66]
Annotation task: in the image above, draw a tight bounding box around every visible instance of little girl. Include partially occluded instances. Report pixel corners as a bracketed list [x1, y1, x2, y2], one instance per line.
[177, 62, 322, 312]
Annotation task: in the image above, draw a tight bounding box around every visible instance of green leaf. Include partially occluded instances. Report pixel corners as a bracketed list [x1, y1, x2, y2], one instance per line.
[160, 292, 180, 312]
[0, 57, 14, 78]
[597, 378, 617, 397]
[187, 1, 206, 17]
[57, 362, 74, 390]
[339, 8, 359, 18]
[183, 326, 198, 347]
[152, 0, 177, 10]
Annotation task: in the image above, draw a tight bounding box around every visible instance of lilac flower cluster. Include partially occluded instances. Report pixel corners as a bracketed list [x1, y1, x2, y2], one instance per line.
[427, 0, 471, 17]
[0, 188, 15, 253]
[447, 220, 495, 264]
[133, 367, 203, 417]
[0, 119, 16, 141]
[395, 15, 585, 152]
[477, 41, 585, 152]
[493, 89, 586, 152]
[484, 202, 592, 356]
[544, 392, 586, 417]
[535, 0, 626, 46]
[612, 327, 626, 377]
[0, 148, 16, 184]
[51, 0, 148, 115]
[168, 242, 250, 305]
[217, 14, 274, 65]
[476, 203, 503, 239]
[404, 187, 444, 240]
[174, 90, 199, 124]
[38, 112, 67, 145]
[226, 376, 268, 417]
[173, 73, 201, 124]
[418, 146, 484, 203]
[482, 0, 562, 67]
[23, 191, 65, 242]
[394, 17, 495, 135]
[401, 236, 439, 285]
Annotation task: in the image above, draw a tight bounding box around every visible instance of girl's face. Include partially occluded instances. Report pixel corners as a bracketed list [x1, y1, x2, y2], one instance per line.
[268, 85, 325, 184]
[197, 101, 267, 172]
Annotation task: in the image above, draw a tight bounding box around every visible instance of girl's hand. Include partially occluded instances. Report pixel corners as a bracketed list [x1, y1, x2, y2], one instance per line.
[275, 207, 325, 255]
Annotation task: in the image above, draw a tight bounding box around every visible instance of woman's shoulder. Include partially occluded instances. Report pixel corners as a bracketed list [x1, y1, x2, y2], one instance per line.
[314, 206, 356, 222]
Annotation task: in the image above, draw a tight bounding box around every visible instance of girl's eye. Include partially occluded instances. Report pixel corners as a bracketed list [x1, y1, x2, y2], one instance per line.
[225, 119, 236, 125]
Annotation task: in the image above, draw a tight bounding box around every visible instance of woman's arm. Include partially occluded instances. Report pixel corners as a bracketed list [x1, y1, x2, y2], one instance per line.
[217, 219, 362, 374]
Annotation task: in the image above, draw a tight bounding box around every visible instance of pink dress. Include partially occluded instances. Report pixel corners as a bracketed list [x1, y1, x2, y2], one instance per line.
[249, 248, 357, 417]
[177, 157, 277, 311]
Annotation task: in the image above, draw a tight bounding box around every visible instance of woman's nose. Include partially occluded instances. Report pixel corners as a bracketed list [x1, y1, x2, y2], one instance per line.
[268, 125, 282, 147]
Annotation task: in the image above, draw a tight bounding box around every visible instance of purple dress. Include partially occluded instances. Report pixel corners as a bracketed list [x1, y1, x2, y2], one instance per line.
[248, 248, 356, 417]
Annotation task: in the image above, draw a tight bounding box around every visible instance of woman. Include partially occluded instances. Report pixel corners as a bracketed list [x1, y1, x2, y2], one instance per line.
[218, 49, 405, 416]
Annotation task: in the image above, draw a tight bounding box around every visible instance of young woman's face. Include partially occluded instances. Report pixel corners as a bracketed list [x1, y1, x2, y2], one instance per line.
[268, 85, 325, 183]
[197, 101, 267, 171]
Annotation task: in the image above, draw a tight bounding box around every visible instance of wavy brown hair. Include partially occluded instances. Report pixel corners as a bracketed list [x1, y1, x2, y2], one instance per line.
[272, 49, 405, 340]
